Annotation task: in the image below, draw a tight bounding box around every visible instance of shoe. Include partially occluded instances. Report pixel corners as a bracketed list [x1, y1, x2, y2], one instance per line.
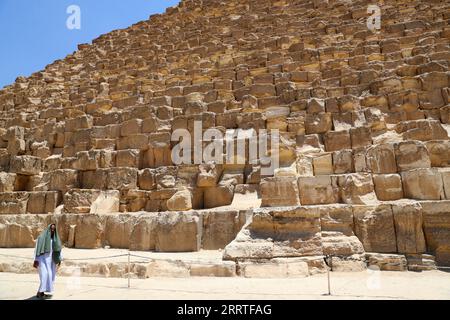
[36, 292, 45, 299]
[44, 294, 53, 299]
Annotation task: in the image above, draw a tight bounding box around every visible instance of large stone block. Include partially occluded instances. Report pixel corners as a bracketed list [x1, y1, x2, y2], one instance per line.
[395, 120, 449, 141]
[63, 189, 120, 214]
[106, 168, 138, 190]
[27, 191, 61, 214]
[0, 172, 16, 192]
[353, 205, 397, 253]
[260, 176, 300, 207]
[392, 203, 426, 254]
[202, 210, 247, 250]
[332, 149, 354, 174]
[324, 130, 351, 152]
[338, 173, 377, 205]
[366, 144, 397, 174]
[203, 185, 234, 209]
[74, 214, 106, 249]
[105, 215, 133, 249]
[421, 201, 450, 266]
[373, 174, 403, 201]
[426, 140, 450, 167]
[166, 189, 192, 211]
[312, 153, 333, 175]
[0, 192, 29, 214]
[298, 176, 338, 205]
[155, 212, 202, 252]
[395, 141, 431, 171]
[305, 112, 332, 134]
[10, 156, 42, 176]
[49, 170, 79, 194]
[401, 168, 444, 200]
[223, 207, 323, 260]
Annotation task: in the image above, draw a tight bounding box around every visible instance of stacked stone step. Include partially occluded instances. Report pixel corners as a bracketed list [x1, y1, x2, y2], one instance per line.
[0, 0, 448, 266]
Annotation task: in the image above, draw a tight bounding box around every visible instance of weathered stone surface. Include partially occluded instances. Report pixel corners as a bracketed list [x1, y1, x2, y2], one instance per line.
[238, 259, 309, 278]
[203, 185, 234, 209]
[63, 189, 120, 214]
[0, 172, 16, 192]
[166, 189, 192, 211]
[366, 144, 397, 174]
[10, 156, 41, 176]
[421, 201, 450, 266]
[373, 174, 403, 201]
[224, 207, 323, 260]
[366, 253, 407, 271]
[353, 205, 397, 253]
[401, 168, 444, 200]
[260, 176, 300, 207]
[155, 212, 201, 252]
[202, 210, 247, 250]
[338, 173, 377, 205]
[298, 176, 338, 205]
[395, 141, 431, 171]
[392, 203, 426, 254]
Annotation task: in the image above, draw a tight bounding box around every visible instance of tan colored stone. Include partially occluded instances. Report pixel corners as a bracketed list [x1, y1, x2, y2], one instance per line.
[401, 168, 444, 200]
[260, 176, 300, 207]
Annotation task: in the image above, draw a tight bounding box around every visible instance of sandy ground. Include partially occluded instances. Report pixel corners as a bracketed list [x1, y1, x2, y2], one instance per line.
[1, 270, 450, 300]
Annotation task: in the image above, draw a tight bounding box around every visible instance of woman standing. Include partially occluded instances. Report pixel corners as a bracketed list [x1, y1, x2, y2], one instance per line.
[33, 224, 63, 299]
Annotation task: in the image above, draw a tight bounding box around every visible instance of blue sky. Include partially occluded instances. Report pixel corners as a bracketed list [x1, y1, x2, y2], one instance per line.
[0, 0, 180, 88]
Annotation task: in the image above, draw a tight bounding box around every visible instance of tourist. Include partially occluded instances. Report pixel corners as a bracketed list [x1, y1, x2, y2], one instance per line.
[33, 224, 63, 299]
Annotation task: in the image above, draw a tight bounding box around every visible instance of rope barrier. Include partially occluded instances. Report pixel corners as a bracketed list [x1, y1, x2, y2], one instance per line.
[2, 251, 450, 296]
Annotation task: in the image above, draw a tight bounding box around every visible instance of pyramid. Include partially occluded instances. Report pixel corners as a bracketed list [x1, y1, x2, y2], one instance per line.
[0, 0, 449, 276]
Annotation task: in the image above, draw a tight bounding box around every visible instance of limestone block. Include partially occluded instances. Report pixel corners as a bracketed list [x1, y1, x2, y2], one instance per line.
[105, 215, 133, 249]
[396, 120, 449, 141]
[49, 170, 79, 194]
[353, 205, 397, 253]
[155, 212, 201, 252]
[10, 156, 42, 176]
[298, 176, 338, 205]
[426, 140, 450, 167]
[120, 119, 142, 137]
[202, 210, 247, 250]
[401, 168, 444, 200]
[27, 191, 61, 214]
[63, 189, 120, 214]
[65, 116, 93, 132]
[129, 215, 158, 251]
[74, 214, 106, 249]
[167, 189, 192, 211]
[324, 130, 351, 152]
[395, 141, 431, 171]
[366, 253, 407, 271]
[366, 144, 397, 174]
[106, 168, 138, 190]
[0, 192, 29, 214]
[260, 176, 300, 207]
[203, 185, 234, 209]
[224, 207, 323, 260]
[338, 173, 377, 205]
[197, 163, 222, 187]
[332, 150, 354, 174]
[373, 174, 403, 201]
[116, 149, 141, 168]
[138, 169, 156, 190]
[0, 172, 16, 192]
[350, 126, 372, 149]
[392, 203, 426, 254]
[313, 153, 333, 175]
[238, 259, 309, 278]
[421, 201, 450, 266]
[305, 112, 332, 134]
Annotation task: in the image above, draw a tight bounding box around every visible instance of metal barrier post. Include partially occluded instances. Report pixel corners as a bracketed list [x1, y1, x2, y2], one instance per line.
[128, 251, 131, 289]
